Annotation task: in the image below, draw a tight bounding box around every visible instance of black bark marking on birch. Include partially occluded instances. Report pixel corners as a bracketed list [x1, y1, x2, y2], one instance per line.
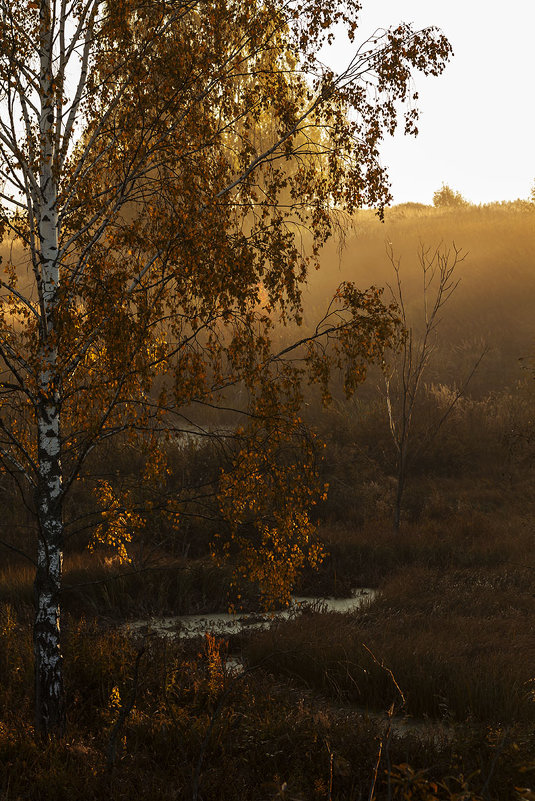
[33, 555, 65, 737]
[34, 399, 65, 736]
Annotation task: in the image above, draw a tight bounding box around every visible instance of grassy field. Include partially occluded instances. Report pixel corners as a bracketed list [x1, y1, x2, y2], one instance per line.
[2, 200, 535, 798]
[3, 504, 535, 798]
[0, 514, 535, 801]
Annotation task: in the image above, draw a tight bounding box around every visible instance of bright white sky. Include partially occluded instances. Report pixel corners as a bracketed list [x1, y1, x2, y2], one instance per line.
[320, 1, 535, 206]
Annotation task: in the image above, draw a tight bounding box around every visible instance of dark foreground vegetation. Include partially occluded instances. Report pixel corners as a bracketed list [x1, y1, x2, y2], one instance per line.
[2, 200, 535, 799]
[3, 511, 535, 801]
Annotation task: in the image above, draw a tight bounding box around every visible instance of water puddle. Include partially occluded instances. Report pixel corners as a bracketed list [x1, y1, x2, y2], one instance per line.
[125, 588, 375, 640]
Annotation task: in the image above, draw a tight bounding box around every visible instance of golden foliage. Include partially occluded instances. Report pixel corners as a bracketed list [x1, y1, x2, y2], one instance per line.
[217, 404, 325, 608]
[0, 0, 452, 606]
[90, 481, 143, 563]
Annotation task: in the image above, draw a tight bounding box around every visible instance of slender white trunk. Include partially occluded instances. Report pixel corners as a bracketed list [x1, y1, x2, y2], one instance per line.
[34, 404, 64, 735]
[33, 0, 65, 737]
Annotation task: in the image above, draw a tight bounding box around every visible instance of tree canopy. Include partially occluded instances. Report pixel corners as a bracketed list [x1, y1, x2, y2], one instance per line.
[0, 0, 452, 735]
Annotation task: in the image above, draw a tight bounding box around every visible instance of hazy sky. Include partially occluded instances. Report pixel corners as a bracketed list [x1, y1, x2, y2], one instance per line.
[320, 1, 534, 206]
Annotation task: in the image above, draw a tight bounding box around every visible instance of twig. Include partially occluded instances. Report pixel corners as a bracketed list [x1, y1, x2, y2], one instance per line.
[368, 728, 384, 801]
[363, 644, 406, 801]
[322, 739, 334, 801]
[362, 644, 406, 710]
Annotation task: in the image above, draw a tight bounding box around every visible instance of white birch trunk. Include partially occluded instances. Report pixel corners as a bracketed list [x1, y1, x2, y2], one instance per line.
[33, 0, 65, 737]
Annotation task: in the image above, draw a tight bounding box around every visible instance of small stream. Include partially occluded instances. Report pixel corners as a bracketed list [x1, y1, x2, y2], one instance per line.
[124, 587, 454, 743]
[125, 588, 376, 640]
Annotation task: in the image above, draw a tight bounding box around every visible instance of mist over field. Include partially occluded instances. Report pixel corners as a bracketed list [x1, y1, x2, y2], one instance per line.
[3, 197, 535, 530]
[308, 200, 535, 395]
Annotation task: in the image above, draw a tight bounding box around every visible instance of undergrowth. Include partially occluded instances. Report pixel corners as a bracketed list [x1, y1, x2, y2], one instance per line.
[1, 607, 532, 800]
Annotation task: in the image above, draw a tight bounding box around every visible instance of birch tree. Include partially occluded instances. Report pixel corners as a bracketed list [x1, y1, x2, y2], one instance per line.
[0, 0, 452, 736]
